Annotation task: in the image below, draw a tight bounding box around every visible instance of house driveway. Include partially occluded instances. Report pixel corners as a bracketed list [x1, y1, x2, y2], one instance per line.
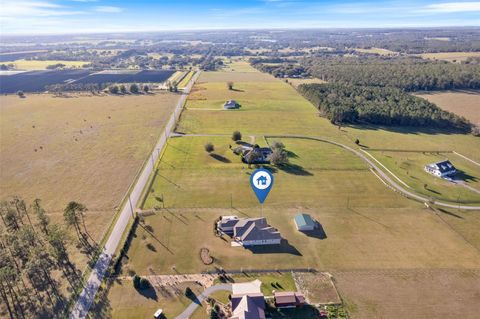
[175, 283, 232, 319]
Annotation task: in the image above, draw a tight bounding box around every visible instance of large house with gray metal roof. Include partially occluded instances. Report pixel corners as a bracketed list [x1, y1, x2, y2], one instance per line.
[217, 216, 281, 246]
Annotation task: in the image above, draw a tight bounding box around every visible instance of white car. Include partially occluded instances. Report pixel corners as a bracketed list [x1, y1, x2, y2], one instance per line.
[153, 309, 163, 319]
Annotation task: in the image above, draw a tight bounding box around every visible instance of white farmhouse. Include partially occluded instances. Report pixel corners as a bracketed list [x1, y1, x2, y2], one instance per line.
[424, 159, 457, 178]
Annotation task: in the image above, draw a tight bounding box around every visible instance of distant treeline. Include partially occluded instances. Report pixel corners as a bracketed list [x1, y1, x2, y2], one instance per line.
[305, 56, 480, 91]
[253, 63, 310, 78]
[298, 83, 471, 130]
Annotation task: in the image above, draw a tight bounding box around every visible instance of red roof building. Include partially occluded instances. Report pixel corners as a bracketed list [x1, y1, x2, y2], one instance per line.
[274, 291, 306, 308]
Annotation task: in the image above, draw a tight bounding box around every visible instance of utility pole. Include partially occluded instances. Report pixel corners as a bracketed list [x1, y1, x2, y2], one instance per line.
[128, 195, 134, 218]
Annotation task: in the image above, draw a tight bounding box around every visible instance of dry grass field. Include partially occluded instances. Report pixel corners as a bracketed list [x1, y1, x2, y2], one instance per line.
[414, 90, 480, 125]
[333, 269, 480, 319]
[287, 77, 327, 88]
[0, 92, 179, 267]
[354, 48, 397, 55]
[418, 51, 480, 62]
[3, 59, 90, 69]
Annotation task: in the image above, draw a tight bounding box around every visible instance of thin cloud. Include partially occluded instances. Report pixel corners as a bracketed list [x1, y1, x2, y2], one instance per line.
[94, 6, 124, 13]
[0, 1, 84, 17]
[423, 1, 480, 12]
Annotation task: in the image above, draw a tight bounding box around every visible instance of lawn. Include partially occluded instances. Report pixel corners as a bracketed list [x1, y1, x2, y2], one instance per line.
[103, 279, 204, 319]
[142, 135, 391, 210]
[215, 272, 297, 296]
[4, 59, 90, 70]
[414, 90, 480, 126]
[366, 150, 480, 203]
[0, 92, 180, 269]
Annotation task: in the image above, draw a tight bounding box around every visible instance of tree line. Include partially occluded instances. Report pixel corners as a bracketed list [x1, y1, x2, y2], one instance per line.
[0, 197, 97, 319]
[298, 83, 471, 130]
[305, 56, 480, 91]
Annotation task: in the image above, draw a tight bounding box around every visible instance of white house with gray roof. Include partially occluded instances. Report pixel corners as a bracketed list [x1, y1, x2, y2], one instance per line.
[424, 159, 457, 178]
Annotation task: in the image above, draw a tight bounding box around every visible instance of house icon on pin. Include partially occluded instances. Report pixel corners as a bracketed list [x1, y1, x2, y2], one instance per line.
[256, 175, 268, 186]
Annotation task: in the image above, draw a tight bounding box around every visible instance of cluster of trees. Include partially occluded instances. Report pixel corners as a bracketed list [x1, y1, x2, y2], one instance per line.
[253, 62, 310, 78]
[305, 56, 480, 91]
[298, 83, 471, 130]
[46, 63, 67, 70]
[108, 83, 149, 94]
[199, 54, 224, 71]
[268, 141, 289, 165]
[0, 197, 83, 319]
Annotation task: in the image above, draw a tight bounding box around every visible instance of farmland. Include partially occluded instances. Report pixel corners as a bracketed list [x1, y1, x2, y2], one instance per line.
[418, 51, 480, 62]
[354, 47, 397, 55]
[0, 92, 180, 269]
[414, 90, 480, 125]
[1, 59, 89, 70]
[0, 69, 175, 93]
[106, 58, 480, 318]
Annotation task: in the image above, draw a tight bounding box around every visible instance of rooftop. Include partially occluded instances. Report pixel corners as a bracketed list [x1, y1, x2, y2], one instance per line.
[294, 213, 316, 228]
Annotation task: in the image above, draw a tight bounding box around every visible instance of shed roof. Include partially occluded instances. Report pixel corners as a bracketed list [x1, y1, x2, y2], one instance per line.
[294, 213, 315, 227]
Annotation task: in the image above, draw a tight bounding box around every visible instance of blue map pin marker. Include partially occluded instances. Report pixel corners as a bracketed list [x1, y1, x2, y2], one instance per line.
[250, 168, 274, 204]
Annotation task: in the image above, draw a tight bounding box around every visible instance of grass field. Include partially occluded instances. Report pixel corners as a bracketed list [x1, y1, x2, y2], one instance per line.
[167, 70, 186, 83]
[418, 51, 480, 62]
[109, 59, 480, 318]
[366, 150, 480, 203]
[3, 59, 90, 70]
[103, 279, 205, 319]
[414, 90, 480, 126]
[333, 269, 480, 319]
[0, 93, 179, 268]
[354, 48, 397, 55]
[177, 70, 195, 88]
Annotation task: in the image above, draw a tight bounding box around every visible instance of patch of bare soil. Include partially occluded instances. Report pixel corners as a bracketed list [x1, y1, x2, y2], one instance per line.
[293, 272, 341, 304]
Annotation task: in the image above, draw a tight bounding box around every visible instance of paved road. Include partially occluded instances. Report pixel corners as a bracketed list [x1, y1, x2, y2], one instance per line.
[174, 133, 480, 211]
[69, 71, 201, 319]
[175, 284, 232, 319]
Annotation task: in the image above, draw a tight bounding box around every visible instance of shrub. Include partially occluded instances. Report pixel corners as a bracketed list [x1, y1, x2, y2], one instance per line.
[355, 139, 360, 145]
[17, 90, 25, 98]
[108, 85, 119, 94]
[140, 277, 151, 289]
[185, 287, 194, 297]
[133, 274, 141, 289]
[133, 275, 151, 290]
[269, 148, 288, 165]
[119, 85, 127, 94]
[271, 141, 285, 150]
[205, 142, 214, 153]
[227, 81, 234, 90]
[232, 131, 242, 141]
[143, 85, 149, 93]
[130, 83, 139, 94]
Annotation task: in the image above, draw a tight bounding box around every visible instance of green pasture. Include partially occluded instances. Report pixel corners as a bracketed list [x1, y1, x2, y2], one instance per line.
[368, 150, 480, 203]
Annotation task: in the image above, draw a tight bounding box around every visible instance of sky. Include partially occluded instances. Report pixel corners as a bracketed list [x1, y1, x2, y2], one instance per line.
[0, 0, 479, 35]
